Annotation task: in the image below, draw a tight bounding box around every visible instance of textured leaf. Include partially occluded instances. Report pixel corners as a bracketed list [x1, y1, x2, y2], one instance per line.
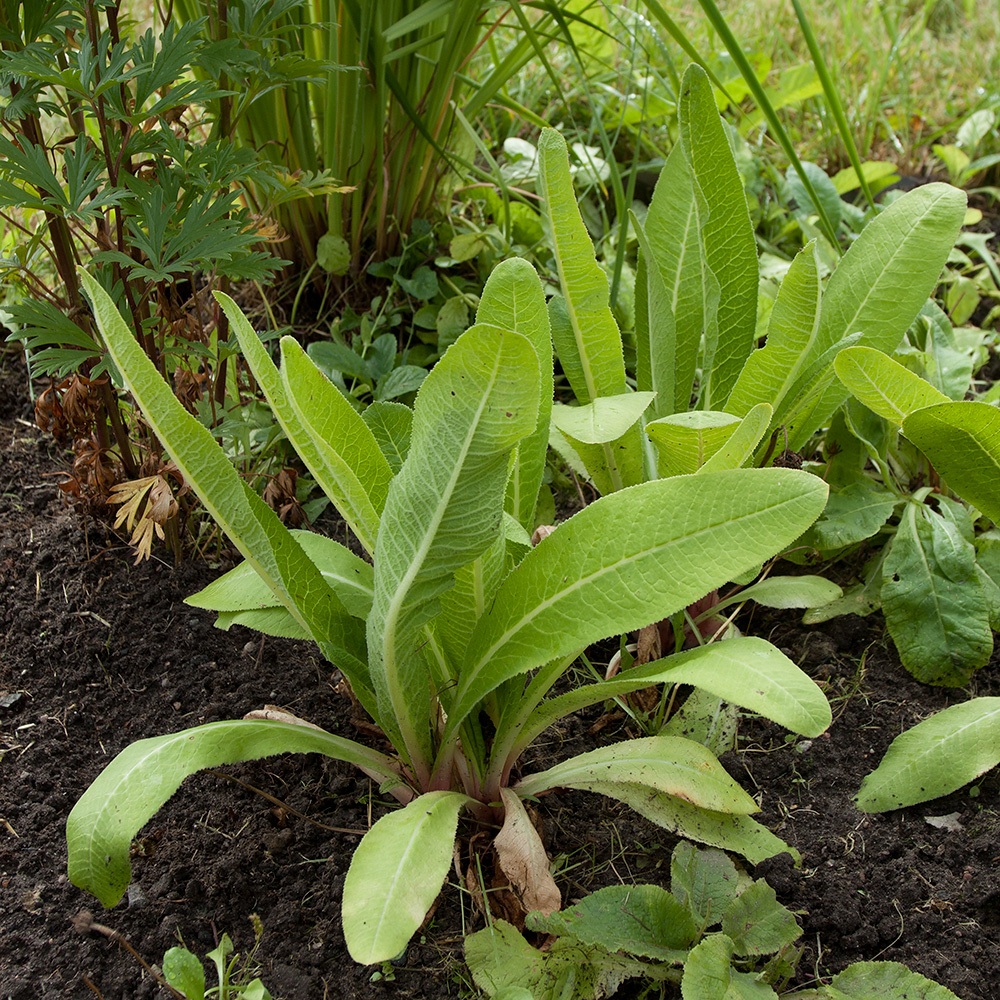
[698, 404, 773, 474]
[515, 736, 759, 814]
[66, 721, 402, 908]
[834, 346, 949, 423]
[881, 502, 992, 686]
[476, 258, 553, 531]
[826, 961, 962, 998]
[785, 161, 842, 229]
[799, 482, 898, 552]
[786, 183, 966, 448]
[903, 401, 1000, 525]
[721, 575, 842, 611]
[362, 400, 413, 475]
[551, 392, 655, 445]
[446, 469, 829, 739]
[670, 842, 742, 926]
[494, 789, 560, 917]
[646, 411, 740, 477]
[678, 65, 757, 409]
[367, 325, 539, 775]
[343, 791, 471, 964]
[527, 883, 696, 961]
[721, 880, 801, 956]
[857, 697, 1000, 811]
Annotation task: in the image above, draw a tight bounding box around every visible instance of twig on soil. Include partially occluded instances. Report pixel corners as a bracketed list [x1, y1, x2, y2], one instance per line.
[72, 910, 185, 999]
[203, 768, 369, 835]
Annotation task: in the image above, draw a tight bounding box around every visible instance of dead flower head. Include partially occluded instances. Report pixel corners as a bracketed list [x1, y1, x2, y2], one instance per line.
[109, 474, 180, 563]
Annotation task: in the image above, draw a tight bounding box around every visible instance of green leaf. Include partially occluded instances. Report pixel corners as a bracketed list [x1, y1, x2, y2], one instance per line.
[476, 258, 553, 531]
[446, 469, 829, 739]
[81, 274, 369, 692]
[368, 325, 539, 776]
[681, 934, 737, 1000]
[646, 411, 741, 477]
[516, 736, 758, 814]
[881, 501, 993, 686]
[834, 346, 949, 423]
[857, 697, 1000, 811]
[721, 880, 801, 956]
[726, 242, 822, 423]
[527, 883, 697, 962]
[374, 365, 427, 401]
[66, 721, 403, 908]
[785, 183, 966, 449]
[698, 404, 773, 474]
[903, 401, 1000, 525]
[799, 482, 898, 552]
[720, 576, 841, 611]
[551, 392, 656, 445]
[362, 401, 413, 475]
[317, 232, 351, 275]
[785, 161, 841, 229]
[343, 790, 470, 964]
[670, 842, 742, 926]
[538, 128, 641, 491]
[162, 947, 206, 1000]
[827, 961, 963, 998]
[678, 64, 757, 409]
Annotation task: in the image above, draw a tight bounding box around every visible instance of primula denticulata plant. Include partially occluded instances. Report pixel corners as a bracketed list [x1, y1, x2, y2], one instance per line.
[67, 265, 831, 962]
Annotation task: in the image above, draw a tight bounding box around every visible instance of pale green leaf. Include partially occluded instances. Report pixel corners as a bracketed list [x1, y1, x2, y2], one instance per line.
[857, 697, 1000, 811]
[363, 401, 413, 475]
[827, 962, 962, 998]
[670, 842, 741, 926]
[830, 161, 899, 195]
[834, 346, 949, 423]
[785, 162, 841, 229]
[681, 935, 737, 1000]
[720, 575, 841, 612]
[342, 791, 471, 964]
[66, 721, 402, 908]
[368, 325, 539, 775]
[646, 411, 741, 477]
[476, 257, 553, 530]
[698, 404, 773, 474]
[162, 948, 206, 1000]
[446, 469, 829, 740]
[903, 401, 1000, 525]
[551, 392, 656, 445]
[721, 880, 800, 956]
[515, 736, 759, 814]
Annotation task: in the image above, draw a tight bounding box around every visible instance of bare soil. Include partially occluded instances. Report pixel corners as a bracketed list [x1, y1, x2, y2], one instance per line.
[2, 343, 999, 1000]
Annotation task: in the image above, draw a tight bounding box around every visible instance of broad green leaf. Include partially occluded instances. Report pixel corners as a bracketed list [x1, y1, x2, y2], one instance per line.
[187, 530, 374, 620]
[698, 404, 772, 474]
[826, 962, 962, 999]
[446, 469, 829, 740]
[278, 335, 394, 555]
[583, 781, 794, 864]
[363, 400, 413, 475]
[515, 736, 759, 815]
[785, 161, 841, 229]
[66, 721, 403, 908]
[681, 935, 737, 1000]
[476, 258, 553, 531]
[857, 697, 1000, 811]
[634, 142, 714, 418]
[81, 274, 369, 694]
[834, 346, 949, 423]
[721, 880, 800, 956]
[539, 128, 642, 491]
[551, 392, 656, 445]
[368, 325, 539, 776]
[661, 689, 740, 757]
[881, 502, 992, 686]
[670, 842, 742, 926]
[903, 401, 1000, 525]
[830, 160, 899, 195]
[213, 607, 310, 640]
[717, 576, 841, 612]
[646, 411, 741, 477]
[726, 242, 822, 422]
[342, 790, 471, 964]
[799, 482, 898, 552]
[678, 64, 757, 409]
[527, 883, 697, 961]
[786, 183, 966, 449]
[162, 947, 206, 1000]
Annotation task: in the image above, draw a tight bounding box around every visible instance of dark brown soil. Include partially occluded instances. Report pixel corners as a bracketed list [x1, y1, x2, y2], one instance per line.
[2, 342, 999, 1000]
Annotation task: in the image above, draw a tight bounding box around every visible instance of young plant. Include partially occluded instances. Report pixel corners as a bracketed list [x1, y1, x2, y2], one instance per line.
[163, 927, 272, 1000]
[466, 841, 963, 1000]
[66, 259, 831, 965]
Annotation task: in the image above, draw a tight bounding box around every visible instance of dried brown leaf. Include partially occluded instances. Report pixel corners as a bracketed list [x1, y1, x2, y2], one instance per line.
[493, 788, 560, 918]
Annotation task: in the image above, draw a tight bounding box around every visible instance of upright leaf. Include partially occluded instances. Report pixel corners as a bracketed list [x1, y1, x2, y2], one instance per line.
[368, 325, 539, 776]
[834, 345, 949, 423]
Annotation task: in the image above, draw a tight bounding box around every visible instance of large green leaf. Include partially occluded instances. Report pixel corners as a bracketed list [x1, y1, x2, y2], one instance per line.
[444, 468, 828, 740]
[80, 273, 370, 692]
[881, 500, 993, 686]
[538, 128, 641, 491]
[903, 401, 1000, 525]
[857, 697, 1000, 811]
[646, 411, 740, 477]
[785, 183, 966, 449]
[67, 720, 403, 908]
[726, 241, 822, 423]
[342, 790, 471, 964]
[834, 345, 949, 423]
[678, 64, 757, 409]
[822, 962, 962, 999]
[476, 258, 553, 531]
[515, 736, 759, 814]
[218, 293, 392, 556]
[367, 324, 539, 777]
[551, 392, 656, 445]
